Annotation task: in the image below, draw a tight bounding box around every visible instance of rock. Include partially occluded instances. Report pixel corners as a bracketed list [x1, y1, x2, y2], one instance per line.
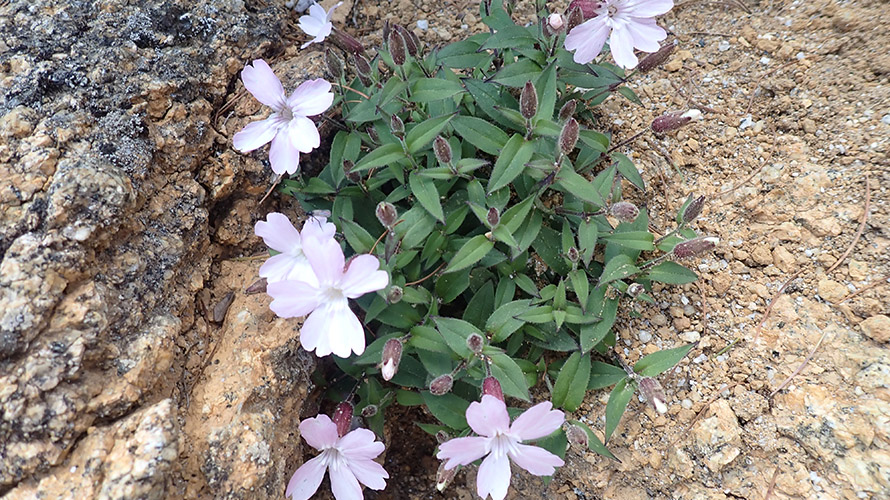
[848, 259, 868, 281]
[665, 59, 683, 72]
[691, 399, 742, 473]
[751, 245, 773, 266]
[772, 245, 796, 272]
[860, 315, 890, 343]
[817, 278, 848, 303]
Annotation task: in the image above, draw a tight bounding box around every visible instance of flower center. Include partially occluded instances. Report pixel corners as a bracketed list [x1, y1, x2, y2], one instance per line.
[607, 3, 618, 17]
[490, 432, 519, 459]
[280, 107, 294, 121]
[322, 285, 346, 303]
[320, 447, 346, 470]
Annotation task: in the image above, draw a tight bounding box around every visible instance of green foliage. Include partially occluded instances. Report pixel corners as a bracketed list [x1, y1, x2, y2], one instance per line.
[285, 0, 709, 462]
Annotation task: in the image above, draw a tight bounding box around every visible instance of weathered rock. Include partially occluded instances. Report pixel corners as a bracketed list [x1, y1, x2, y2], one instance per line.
[0, 0, 304, 495]
[860, 315, 890, 343]
[690, 400, 742, 472]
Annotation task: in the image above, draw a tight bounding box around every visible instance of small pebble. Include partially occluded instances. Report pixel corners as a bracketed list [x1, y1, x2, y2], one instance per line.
[718, 40, 731, 52]
[416, 19, 429, 30]
[639, 331, 652, 342]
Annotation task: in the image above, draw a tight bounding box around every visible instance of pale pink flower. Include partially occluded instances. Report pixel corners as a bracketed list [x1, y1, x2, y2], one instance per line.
[232, 59, 334, 175]
[286, 414, 388, 500]
[298, 2, 343, 49]
[255, 212, 337, 284]
[266, 234, 388, 358]
[564, 0, 673, 69]
[436, 395, 565, 500]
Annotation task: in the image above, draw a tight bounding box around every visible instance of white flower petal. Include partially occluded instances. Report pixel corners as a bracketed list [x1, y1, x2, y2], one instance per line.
[285, 454, 327, 500]
[329, 461, 363, 500]
[241, 59, 287, 110]
[269, 130, 301, 175]
[508, 443, 564, 476]
[267, 280, 321, 318]
[476, 453, 511, 500]
[289, 79, 334, 117]
[609, 25, 639, 69]
[287, 116, 322, 154]
[565, 19, 611, 65]
[255, 212, 302, 254]
[232, 116, 280, 152]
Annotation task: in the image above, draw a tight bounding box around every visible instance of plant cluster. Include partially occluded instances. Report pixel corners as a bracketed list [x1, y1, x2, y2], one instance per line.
[233, 0, 715, 498]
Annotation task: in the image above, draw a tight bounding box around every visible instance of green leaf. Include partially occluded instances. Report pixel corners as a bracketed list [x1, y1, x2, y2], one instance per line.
[634, 344, 696, 377]
[410, 78, 465, 103]
[551, 351, 591, 411]
[587, 361, 628, 390]
[601, 231, 655, 251]
[390, 355, 428, 389]
[646, 261, 699, 285]
[409, 173, 445, 223]
[604, 377, 634, 442]
[480, 24, 537, 50]
[578, 129, 610, 152]
[436, 267, 471, 303]
[489, 353, 531, 401]
[436, 39, 493, 68]
[421, 391, 470, 429]
[408, 325, 451, 354]
[534, 62, 558, 122]
[570, 269, 590, 309]
[516, 306, 554, 324]
[486, 299, 531, 343]
[491, 59, 542, 88]
[617, 86, 642, 105]
[396, 389, 424, 406]
[568, 420, 619, 461]
[406, 114, 456, 154]
[452, 115, 509, 155]
[612, 152, 645, 191]
[577, 219, 598, 267]
[434, 317, 482, 359]
[352, 143, 405, 173]
[598, 254, 640, 286]
[338, 217, 376, 254]
[487, 134, 534, 194]
[443, 235, 494, 274]
[580, 289, 618, 352]
[556, 168, 606, 208]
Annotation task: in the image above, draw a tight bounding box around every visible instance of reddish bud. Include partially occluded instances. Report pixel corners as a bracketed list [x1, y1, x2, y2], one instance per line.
[558, 99, 577, 122]
[436, 461, 458, 492]
[559, 118, 580, 155]
[325, 49, 343, 79]
[548, 12, 565, 32]
[366, 125, 379, 144]
[482, 376, 504, 402]
[352, 53, 372, 78]
[682, 195, 706, 224]
[520, 81, 538, 120]
[466, 333, 484, 353]
[638, 377, 668, 413]
[567, 424, 589, 448]
[429, 374, 454, 396]
[386, 286, 403, 304]
[396, 24, 419, 57]
[376, 201, 398, 228]
[390, 114, 405, 138]
[611, 201, 640, 223]
[566, 246, 580, 263]
[486, 207, 500, 228]
[566, 6, 584, 32]
[627, 282, 645, 298]
[434, 135, 452, 164]
[380, 338, 403, 381]
[361, 404, 378, 418]
[672, 236, 718, 259]
[638, 40, 677, 73]
[435, 430, 450, 444]
[333, 401, 354, 437]
[651, 109, 702, 134]
[388, 30, 406, 66]
[331, 28, 365, 55]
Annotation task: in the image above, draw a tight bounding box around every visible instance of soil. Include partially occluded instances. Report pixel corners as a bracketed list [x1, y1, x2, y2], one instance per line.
[204, 0, 889, 498]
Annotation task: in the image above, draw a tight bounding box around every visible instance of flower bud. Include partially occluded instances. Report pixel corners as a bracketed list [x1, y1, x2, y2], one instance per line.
[651, 109, 703, 134]
[376, 201, 398, 228]
[520, 80, 538, 120]
[548, 12, 565, 32]
[396, 24, 419, 57]
[682, 195, 706, 224]
[384, 232, 398, 263]
[436, 461, 458, 492]
[466, 333, 484, 353]
[390, 114, 405, 138]
[559, 118, 580, 155]
[366, 125, 379, 144]
[380, 338, 403, 381]
[331, 28, 366, 55]
[433, 135, 452, 164]
[566, 6, 584, 31]
[638, 377, 668, 413]
[482, 376, 504, 402]
[558, 99, 577, 122]
[627, 282, 645, 298]
[486, 207, 500, 228]
[388, 30, 406, 66]
[333, 401, 354, 437]
[638, 40, 677, 73]
[343, 159, 361, 183]
[361, 404, 378, 418]
[567, 0, 599, 19]
[610, 201, 640, 223]
[245, 277, 268, 295]
[382, 20, 391, 46]
[566, 424, 589, 448]
[352, 53, 372, 79]
[429, 374, 454, 396]
[566, 246, 580, 263]
[435, 430, 450, 444]
[325, 49, 343, 79]
[672, 236, 719, 259]
[386, 286, 403, 304]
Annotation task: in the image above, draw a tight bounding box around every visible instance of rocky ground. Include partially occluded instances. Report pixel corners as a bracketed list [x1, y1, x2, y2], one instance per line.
[0, 0, 887, 499]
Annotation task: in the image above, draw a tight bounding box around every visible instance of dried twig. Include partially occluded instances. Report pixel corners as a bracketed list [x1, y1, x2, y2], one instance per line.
[769, 329, 828, 398]
[840, 274, 890, 303]
[716, 136, 776, 198]
[763, 468, 780, 500]
[826, 173, 870, 274]
[754, 269, 804, 342]
[405, 262, 448, 286]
